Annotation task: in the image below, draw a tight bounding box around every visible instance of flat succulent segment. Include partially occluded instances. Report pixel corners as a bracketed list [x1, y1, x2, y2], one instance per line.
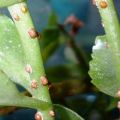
[0, 0, 25, 7]
[0, 15, 32, 92]
[89, 36, 119, 97]
[0, 14, 54, 120]
[8, 2, 52, 103]
[0, 15, 51, 110]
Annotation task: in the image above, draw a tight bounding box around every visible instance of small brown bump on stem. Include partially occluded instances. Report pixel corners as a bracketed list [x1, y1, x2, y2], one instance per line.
[40, 76, 48, 86]
[99, 1, 108, 8]
[117, 101, 120, 109]
[13, 14, 20, 21]
[35, 112, 43, 120]
[28, 28, 39, 39]
[116, 90, 120, 98]
[31, 79, 38, 89]
[25, 64, 32, 74]
[49, 110, 55, 117]
[21, 5, 28, 13]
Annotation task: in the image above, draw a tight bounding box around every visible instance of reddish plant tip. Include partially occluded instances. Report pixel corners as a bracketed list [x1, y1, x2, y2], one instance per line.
[49, 110, 55, 117]
[25, 64, 32, 74]
[28, 28, 39, 39]
[99, 1, 108, 8]
[40, 76, 48, 86]
[31, 80, 38, 89]
[13, 14, 20, 21]
[35, 112, 43, 120]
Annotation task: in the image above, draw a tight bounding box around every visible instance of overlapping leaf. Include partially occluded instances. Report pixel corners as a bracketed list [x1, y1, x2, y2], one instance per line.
[0, 15, 32, 92]
[0, 0, 24, 7]
[0, 14, 51, 112]
[89, 36, 119, 97]
[0, 71, 50, 110]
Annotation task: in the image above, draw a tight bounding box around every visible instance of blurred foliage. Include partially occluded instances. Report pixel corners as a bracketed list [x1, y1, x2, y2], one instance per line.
[89, 36, 120, 97]
[39, 13, 120, 119]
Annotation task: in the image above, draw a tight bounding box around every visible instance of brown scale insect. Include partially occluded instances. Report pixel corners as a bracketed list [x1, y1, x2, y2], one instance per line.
[49, 110, 55, 117]
[116, 90, 120, 98]
[21, 5, 28, 13]
[99, 1, 108, 8]
[28, 28, 39, 39]
[25, 64, 32, 74]
[31, 79, 38, 89]
[35, 112, 43, 120]
[40, 76, 48, 86]
[117, 101, 120, 109]
[13, 14, 20, 21]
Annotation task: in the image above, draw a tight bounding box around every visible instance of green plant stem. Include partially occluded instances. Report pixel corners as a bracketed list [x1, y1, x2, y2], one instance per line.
[58, 24, 88, 69]
[58, 24, 92, 90]
[97, 0, 120, 89]
[8, 2, 54, 120]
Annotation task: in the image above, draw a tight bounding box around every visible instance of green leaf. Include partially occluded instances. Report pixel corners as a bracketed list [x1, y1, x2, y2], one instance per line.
[0, 0, 24, 7]
[0, 14, 53, 120]
[0, 71, 51, 111]
[0, 15, 32, 92]
[89, 36, 119, 97]
[54, 104, 84, 120]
